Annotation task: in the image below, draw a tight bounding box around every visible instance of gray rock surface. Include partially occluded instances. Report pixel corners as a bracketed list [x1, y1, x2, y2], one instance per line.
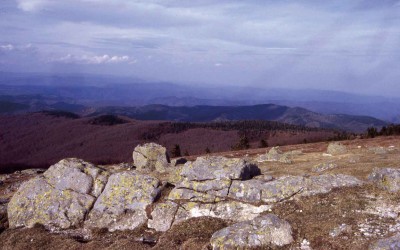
[8, 176, 95, 229]
[85, 171, 161, 231]
[210, 214, 293, 249]
[148, 201, 178, 232]
[369, 233, 400, 250]
[169, 156, 260, 202]
[7, 159, 107, 230]
[312, 162, 338, 173]
[327, 142, 347, 155]
[257, 147, 293, 164]
[132, 143, 170, 173]
[369, 168, 400, 192]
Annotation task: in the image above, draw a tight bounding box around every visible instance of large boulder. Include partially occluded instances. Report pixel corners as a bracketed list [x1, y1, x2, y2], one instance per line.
[168, 156, 260, 202]
[7, 159, 107, 230]
[85, 171, 162, 231]
[369, 168, 400, 192]
[210, 214, 293, 249]
[132, 143, 170, 173]
[369, 233, 400, 250]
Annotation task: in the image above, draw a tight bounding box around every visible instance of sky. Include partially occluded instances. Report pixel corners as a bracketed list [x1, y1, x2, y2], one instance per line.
[0, 0, 400, 96]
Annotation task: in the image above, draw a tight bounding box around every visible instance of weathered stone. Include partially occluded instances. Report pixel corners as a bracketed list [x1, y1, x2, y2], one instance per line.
[148, 201, 178, 232]
[312, 162, 338, 173]
[327, 142, 347, 155]
[228, 179, 265, 203]
[174, 201, 272, 226]
[369, 233, 400, 250]
[257, 147, 293, 164]
[329, 224, 352, 237]
[302, 174, 363, 196]
[210, 214, 293, 249]
[7, 176, 95, 229]
[168, 188, 221, 203]
[0, 203, 7, 231]
[44, 158, 109, 197]
[175, 179, 232, 196]
[85, 171, 161, 231]
[261, 176, 306, 203]
[132, 143, 170, 173]
[180, 156, 260, 181]
[369, 168, 400, 192]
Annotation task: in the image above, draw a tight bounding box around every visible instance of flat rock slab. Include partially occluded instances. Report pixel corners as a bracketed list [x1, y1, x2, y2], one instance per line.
[180, 156, 260, 181]
[85, 171, 161, 231]
[369, 168, 400, 192]
[210, 214, 293, 249]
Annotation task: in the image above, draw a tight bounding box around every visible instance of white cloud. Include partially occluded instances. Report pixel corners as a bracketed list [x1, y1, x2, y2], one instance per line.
[0, 44, 14, 51]
[16, 0, 52, 12]
[53, 54, 133, 64]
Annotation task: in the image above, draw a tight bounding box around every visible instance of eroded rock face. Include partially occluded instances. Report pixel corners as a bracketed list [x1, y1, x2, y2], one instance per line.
[7, 159, 107, 230]
[369, 233, 400, 250]
[369, 168, 400, 192]
[148, 201, 178, 232]
[168, 156, 260, 202]
[210, 214, 293, 249]
[85, 171, 161, 231]
[132, 143, 170, 173]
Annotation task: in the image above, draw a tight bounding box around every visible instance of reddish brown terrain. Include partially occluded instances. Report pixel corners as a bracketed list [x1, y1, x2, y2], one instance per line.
[0, 112, 338, 173]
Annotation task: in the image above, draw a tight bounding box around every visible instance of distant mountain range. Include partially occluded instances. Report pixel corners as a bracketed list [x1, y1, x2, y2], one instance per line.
[0, 72, 397, 131]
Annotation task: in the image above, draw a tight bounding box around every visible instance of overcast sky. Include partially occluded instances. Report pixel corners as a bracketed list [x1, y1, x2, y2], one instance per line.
[1, 0, 399, 96]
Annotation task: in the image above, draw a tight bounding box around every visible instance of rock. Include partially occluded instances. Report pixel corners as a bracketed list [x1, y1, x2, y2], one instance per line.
[44, 158, 109, 197]
[369, 147, 388, 155]
[132, 143, 170, 173]
[180, 156, 260, 181]
[302, 174, 363, 196]
[369, 168, 400, 192]
[312, 162, 338, 173]
[327, 142, 347, 155]
[261, 176, 306, 203]
[8, 176, 95, 230]
[228, 179, 265, 203]
[148, 201, 179, 232]
[85, 170, 161, 231]
[257, 147, 293, 164]
[174, 201, 272, 227]
[369, 233, 400, 250]
[329, 224, 352, 237]
[169, 156, 260, 202]
[7, 159, 107, 230]
[210, 214, 293, 249]
[0, 203, 7, 231]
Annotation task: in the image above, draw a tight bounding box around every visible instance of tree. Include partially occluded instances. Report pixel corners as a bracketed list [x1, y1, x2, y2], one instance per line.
[367, 127, 378, 138]
[171, 144, 182, 157]
[231, 136, 250, 151]
[205, 147, 211, 154]
[184, 150, 190, 156]
[259, 139, 268, 148]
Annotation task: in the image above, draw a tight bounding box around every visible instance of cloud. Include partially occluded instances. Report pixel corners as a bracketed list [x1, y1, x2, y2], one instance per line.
[0, 44, 14, 51]
[52, 54, 134, 64]
[16, 0, 52, 12]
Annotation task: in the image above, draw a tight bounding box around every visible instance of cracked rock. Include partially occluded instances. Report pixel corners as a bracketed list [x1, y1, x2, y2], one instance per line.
[133, 143, 170, 173]
[148, 201, 179, 232]
[7, 158, 107, 230]
[85, 170, 161, 231]
[369, 168, 400, 192]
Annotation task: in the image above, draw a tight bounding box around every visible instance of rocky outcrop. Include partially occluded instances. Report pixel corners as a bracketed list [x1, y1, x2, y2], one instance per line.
[7, 159, 107, 230]
[85, 171, 161, 231]
[257, 146, 292, 164]
[210, 214, 293, 249]
[132, 143, 170, 173]
[369, 233, 400, 250]
[369, 168, 400, 192]
[327, 142, 347, 155]
[168, 156, 260, 202]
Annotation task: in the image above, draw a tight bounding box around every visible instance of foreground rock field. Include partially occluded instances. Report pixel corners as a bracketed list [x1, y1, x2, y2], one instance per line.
[1, 136, 400, 250]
